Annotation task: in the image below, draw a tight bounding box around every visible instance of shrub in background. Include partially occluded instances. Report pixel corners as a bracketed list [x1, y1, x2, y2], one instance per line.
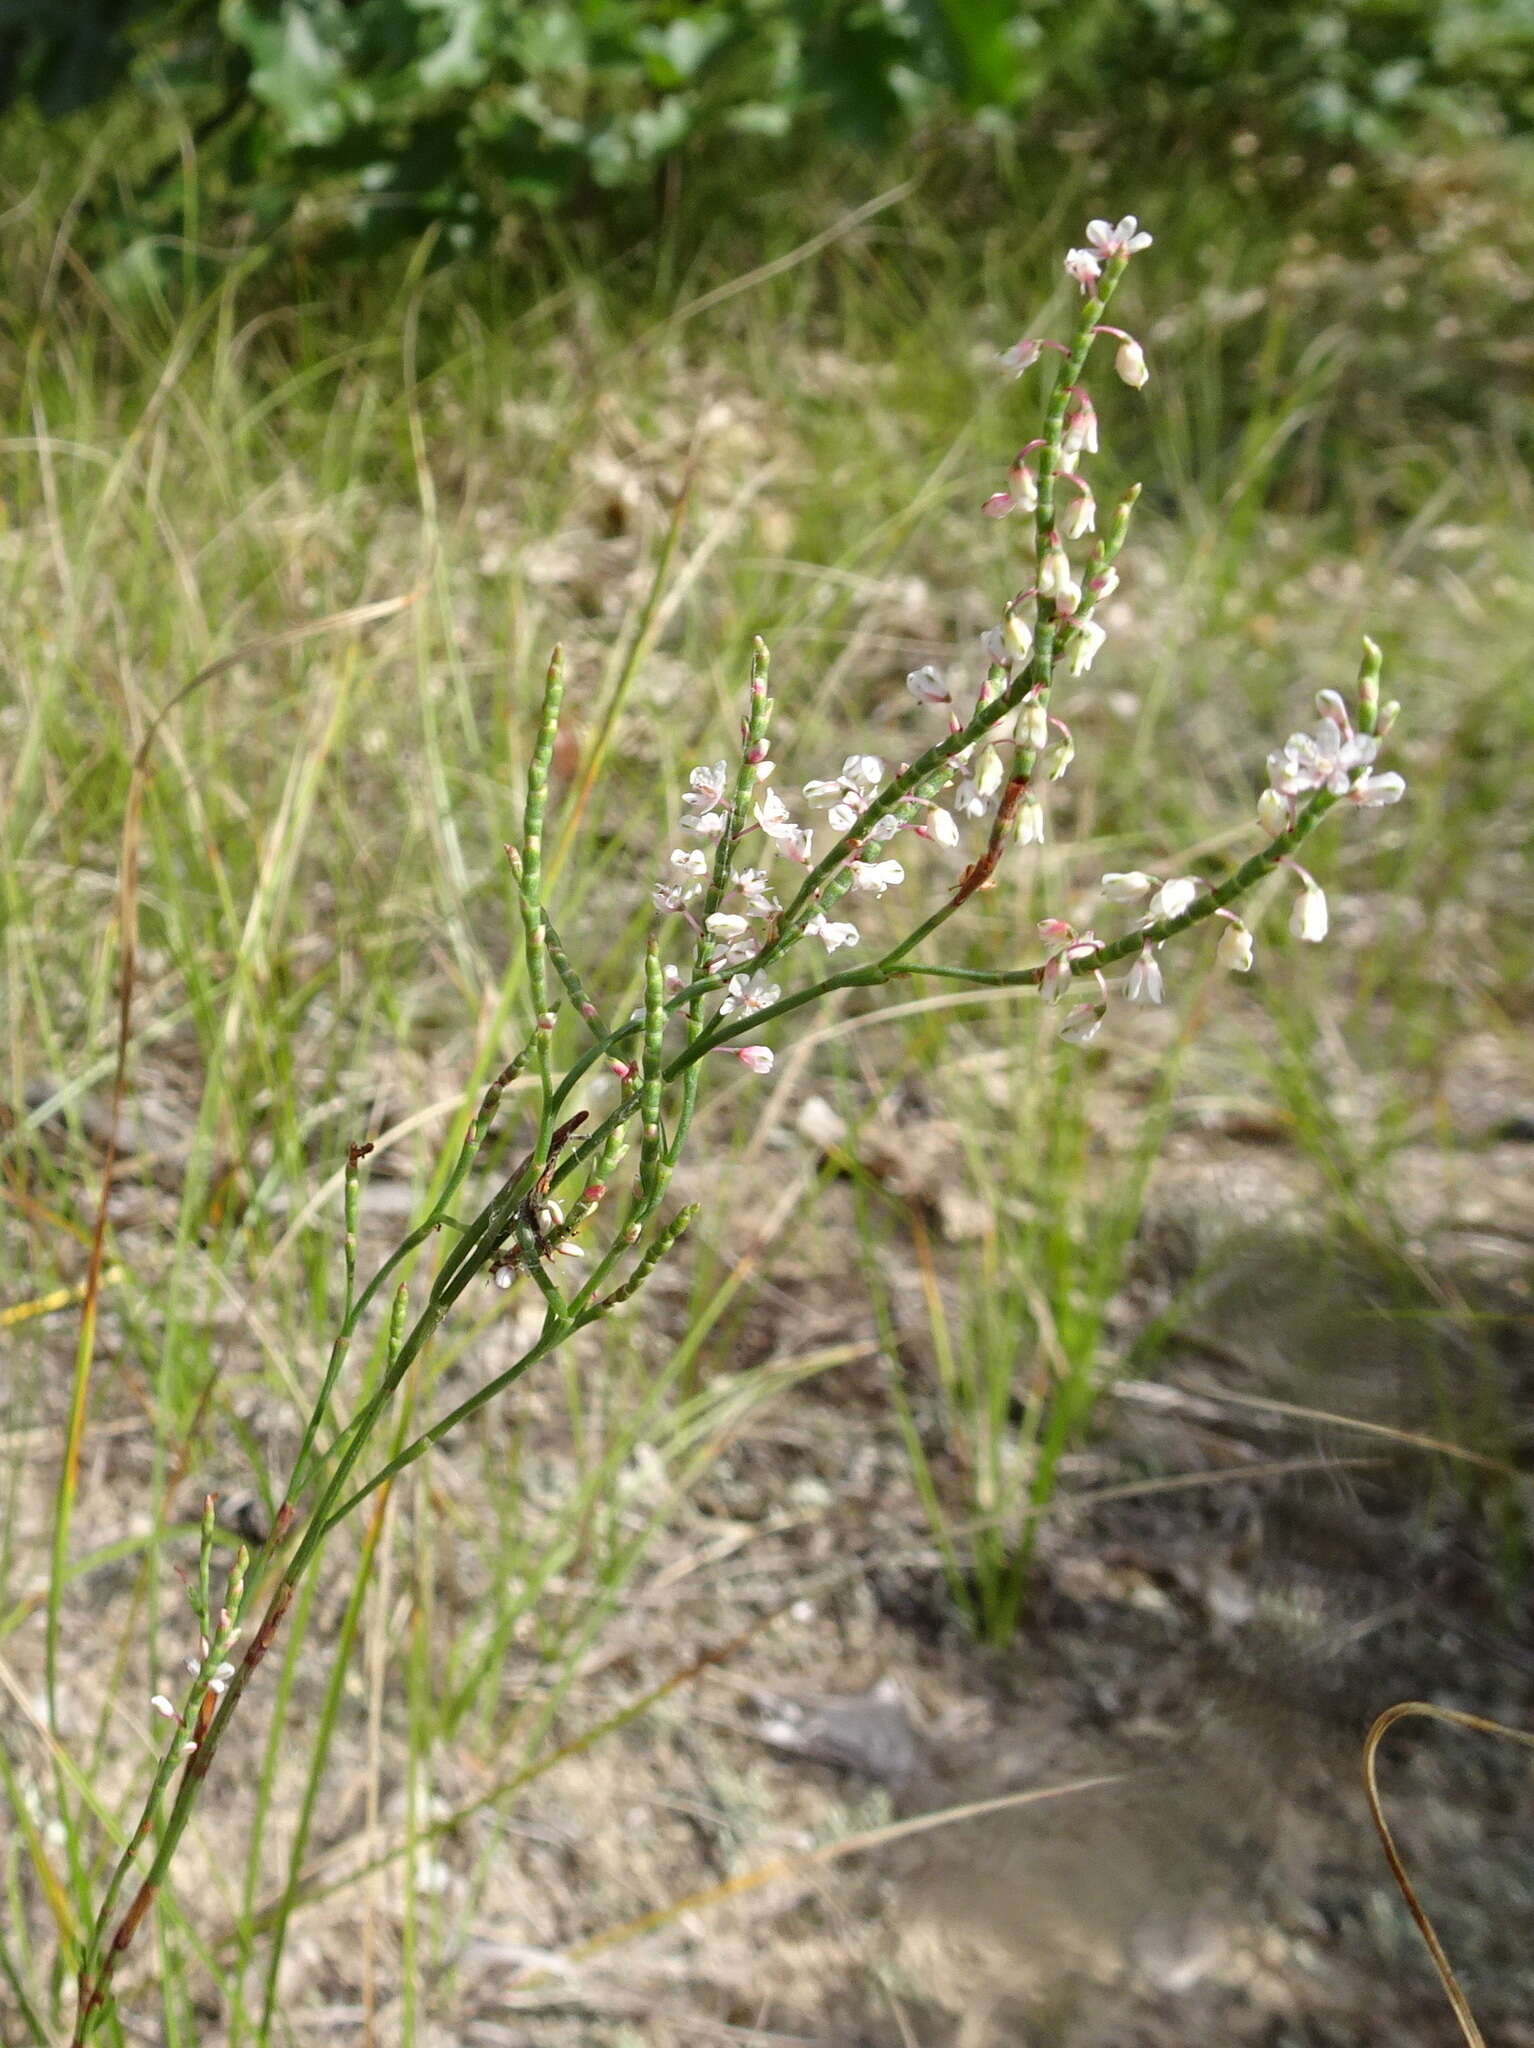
[6, 0, 1532, 246]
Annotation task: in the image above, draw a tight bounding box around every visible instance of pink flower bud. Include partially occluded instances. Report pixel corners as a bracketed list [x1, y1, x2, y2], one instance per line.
[982, 491, 1016, 519]
[1006, 458, 1039, 511]
[999, 338, 1044, 375]
[1114, 338, 1149, 389]
[734, 1046, 774, 1076]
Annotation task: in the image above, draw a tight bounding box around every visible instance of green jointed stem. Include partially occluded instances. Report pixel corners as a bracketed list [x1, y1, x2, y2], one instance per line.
[638, 939, 667, 1200]
[591, 1204, 700, 1313]
[519, 645, 566, 1160]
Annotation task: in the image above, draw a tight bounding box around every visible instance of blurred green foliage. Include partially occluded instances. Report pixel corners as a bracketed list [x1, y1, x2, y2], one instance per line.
[4, 0, 1532, 244]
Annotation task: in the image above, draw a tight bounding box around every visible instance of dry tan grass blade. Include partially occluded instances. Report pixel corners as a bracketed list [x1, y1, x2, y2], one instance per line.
[1363, 1699, 1534, 2048]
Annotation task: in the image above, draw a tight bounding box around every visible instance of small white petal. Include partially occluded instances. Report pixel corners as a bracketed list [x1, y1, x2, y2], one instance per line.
[1059, 1002, 1106, 1046]
[1291, 884, 1328, 943]
[1217, 922, 1255, 972]
[1150, 877, 1199, 921]
[906, 664, 950, 705]
[1350, 770, 1406, 806]
[1100, 871, 1155, 902]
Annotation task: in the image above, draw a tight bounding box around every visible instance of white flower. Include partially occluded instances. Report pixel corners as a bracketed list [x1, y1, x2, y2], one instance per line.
[972, 744, 1004, 799]
[535, 1196, 565, 1234]
[1059, 1002, 1107, 1045]
[1047, 733, 1075, 781]
[150, 1694, 179, 1721]
[1125, 946, 1165, 1004]
[720, 971, 780, 1017]
[1256, 788, 1290, 838]
[207, 1661, 235, 1696]
[755, 790, 814, 864]
[683, 761, 729, 817]
[851, 857, 905, 895]
[1064, 488, 1096, 540]
[805, 755, 884, 832]
[999, 337, 1044, 374]
[733, 866, 778, 911]
[1064, 248, 1102, 291]
[1349, 770, 1406, 806]
[805, 913, 860, 951]
[652, 880, 695, 913]
[925, 805, 960, 848]
[734, 1045, 774, 1075]
[1115, 338, 1149, 388]
[1019, 698, 1049, 753]
[1085, 215, 1154, 258]
[1100, 871, 1155, 902]
[982, 457, 1039, 520]
[1091, 566, 1120, 603]
[1062, 397, 1098, 461]
[1002, 608, 1034, 662]
[671, 848, 708, 876]
[953, 777, 988, 820]
[1150, 876, 1199, 920]
[1267, 715, 1378, 798]
[684, 809, 727, 838]
[1038, 544, 1081, 615]
[1291, 883, 1328, 943]
[1017, 796, 1045, 845]
[906, 664, 949, 705]
[705, 911, 749, 941]
[1067, 620, 1107, 675]
[1217, 920, 1254, 972]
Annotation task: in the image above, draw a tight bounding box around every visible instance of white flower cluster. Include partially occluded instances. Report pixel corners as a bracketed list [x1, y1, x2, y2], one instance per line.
[1264, 693, 1405, 814]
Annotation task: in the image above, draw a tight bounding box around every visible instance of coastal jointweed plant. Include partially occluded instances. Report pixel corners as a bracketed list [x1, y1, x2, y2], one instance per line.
[70, 213, 1405, 2038]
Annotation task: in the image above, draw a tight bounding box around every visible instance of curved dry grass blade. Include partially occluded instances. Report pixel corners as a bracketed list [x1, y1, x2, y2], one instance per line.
[1165, 1382, 1514, 1476]
[1363, 1699, 1534, 2048]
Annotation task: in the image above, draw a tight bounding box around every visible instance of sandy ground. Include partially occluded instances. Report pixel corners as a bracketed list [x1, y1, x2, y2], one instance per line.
[4, 1021, 1534, 2048]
